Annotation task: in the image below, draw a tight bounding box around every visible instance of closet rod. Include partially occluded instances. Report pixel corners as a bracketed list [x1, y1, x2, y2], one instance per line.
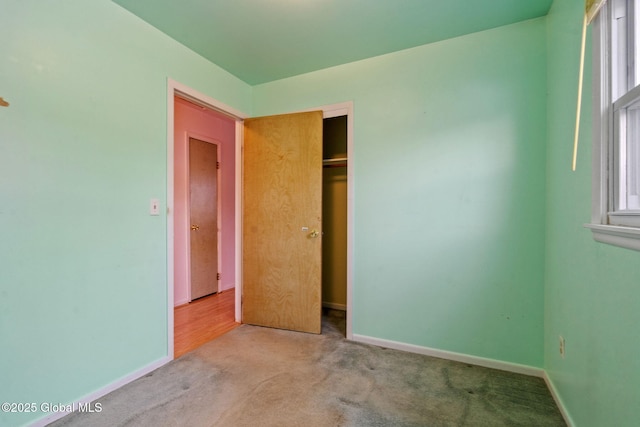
[322, 157, 348, 165]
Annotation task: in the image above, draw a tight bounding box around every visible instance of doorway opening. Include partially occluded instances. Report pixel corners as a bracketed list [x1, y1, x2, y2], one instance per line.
[172, 95, 237, 307]
[171, 92, 240, 357]
[322, 116, 348, 332]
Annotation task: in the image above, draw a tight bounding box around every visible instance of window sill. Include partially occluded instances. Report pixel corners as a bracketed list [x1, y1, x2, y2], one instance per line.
[585, 223, 640, 251]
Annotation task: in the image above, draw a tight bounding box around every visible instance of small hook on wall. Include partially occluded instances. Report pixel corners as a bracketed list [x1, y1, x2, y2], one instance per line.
[0, 97, 9, 107]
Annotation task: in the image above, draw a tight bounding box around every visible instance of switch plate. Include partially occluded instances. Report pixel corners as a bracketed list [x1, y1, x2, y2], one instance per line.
[150, 198, 160, 216]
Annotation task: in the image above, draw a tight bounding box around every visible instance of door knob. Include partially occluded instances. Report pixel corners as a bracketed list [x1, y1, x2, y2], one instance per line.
[191, 225, 200, 231]
[308, 229, 320, 238]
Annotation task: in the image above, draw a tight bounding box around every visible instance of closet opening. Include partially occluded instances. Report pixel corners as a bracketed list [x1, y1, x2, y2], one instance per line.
[322, 115, 348, 334]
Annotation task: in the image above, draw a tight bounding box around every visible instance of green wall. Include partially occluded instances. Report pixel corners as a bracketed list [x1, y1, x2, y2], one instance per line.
[7, 1, 636, 425]
[0, 1, 250, 426]
[254, 18, 548, 367]
[545, 0, 640, 426]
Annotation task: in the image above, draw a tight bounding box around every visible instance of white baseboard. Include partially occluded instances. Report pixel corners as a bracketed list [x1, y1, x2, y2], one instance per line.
[352, 334, 544, 378]
[543, 372, 575, 427]
[27, 334, 571, 427]
[175, 285, 234, 307]
[220, 283, 235, 292]
[30, 356, 171, 427]
[174, 297, 189, 307]
[355, 334, 575, 423]
[322, 302, 347, 311]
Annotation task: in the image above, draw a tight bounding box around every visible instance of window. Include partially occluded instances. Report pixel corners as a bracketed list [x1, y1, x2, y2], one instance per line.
[589, 0, 640, 250]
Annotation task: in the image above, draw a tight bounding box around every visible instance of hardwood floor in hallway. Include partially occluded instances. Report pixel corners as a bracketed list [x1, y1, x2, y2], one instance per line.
[174, 289, 239, 358]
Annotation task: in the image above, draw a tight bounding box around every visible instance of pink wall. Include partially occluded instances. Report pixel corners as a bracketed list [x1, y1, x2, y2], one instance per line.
[174, 96, 236, 306]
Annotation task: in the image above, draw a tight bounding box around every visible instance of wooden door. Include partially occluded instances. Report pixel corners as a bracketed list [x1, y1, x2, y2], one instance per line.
[189, 137, 219, 300]
[243, 111, 323, 334]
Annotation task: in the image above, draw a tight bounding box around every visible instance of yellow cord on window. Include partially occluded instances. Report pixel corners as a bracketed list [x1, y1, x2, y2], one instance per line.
[574, 0, 607, 171]
[573, 13, 588, 172]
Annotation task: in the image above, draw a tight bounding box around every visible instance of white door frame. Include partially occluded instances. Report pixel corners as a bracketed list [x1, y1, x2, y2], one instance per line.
[166, 78, 354, 359]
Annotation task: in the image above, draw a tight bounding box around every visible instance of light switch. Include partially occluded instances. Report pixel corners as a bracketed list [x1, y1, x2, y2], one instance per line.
[150, 198, 160, 216]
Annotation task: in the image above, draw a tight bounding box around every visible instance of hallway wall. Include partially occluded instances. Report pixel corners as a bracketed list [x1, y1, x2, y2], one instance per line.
[174, 97, 236, 306]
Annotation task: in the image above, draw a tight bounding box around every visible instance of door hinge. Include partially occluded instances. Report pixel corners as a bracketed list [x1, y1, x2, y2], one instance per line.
[216, 161, 220, 170]
[217, 272, 221, 281]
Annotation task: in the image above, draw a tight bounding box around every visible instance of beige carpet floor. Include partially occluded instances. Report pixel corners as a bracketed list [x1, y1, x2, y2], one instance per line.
[51, 310, 565, 426]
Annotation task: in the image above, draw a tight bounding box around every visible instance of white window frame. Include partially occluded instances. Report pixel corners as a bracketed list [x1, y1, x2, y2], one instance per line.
[587, 0, 640, 251]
